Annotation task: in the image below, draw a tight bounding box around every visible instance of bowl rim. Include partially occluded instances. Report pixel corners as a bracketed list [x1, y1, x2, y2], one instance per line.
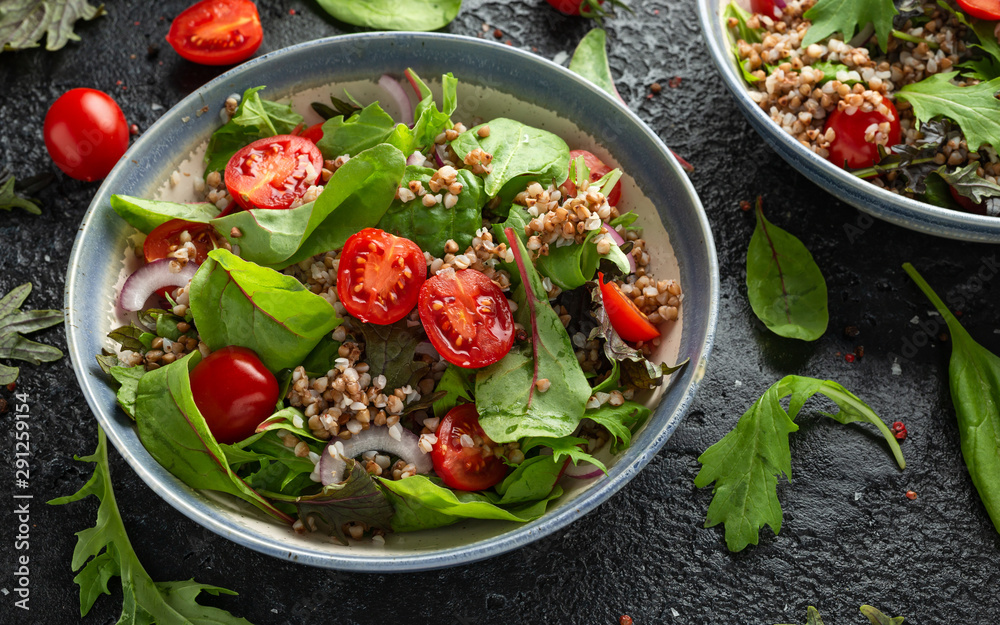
[64, 31, 720, 571]
[696, 0, 1000, 243]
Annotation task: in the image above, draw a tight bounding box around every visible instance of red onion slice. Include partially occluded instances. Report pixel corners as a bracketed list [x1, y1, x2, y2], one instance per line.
[379, 74, 414, 126]
[602, 221, 637, 274]
[118, 259, 199, 312]
[433, 144, 449, 168]
[564, 462, 606, 480]
[317, 425, 432, 486]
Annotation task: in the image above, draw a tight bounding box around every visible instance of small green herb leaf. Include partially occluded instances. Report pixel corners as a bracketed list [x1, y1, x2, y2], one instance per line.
[695, 375, 904, 552]
[904, 262, 1000, 535]
[802, 0, 898, 51]
[296, 461, 394, 545]
[48, 427, 255, 624]
[0, 175, 41, 214]
[896, 72, 1000, 152]
[746, 198, 828, 341]
[521, 436, 607, 474]
[0, 282, 63, 385]
[0, 0, 106, 52]
[860, 605, 905, 625]
[314, 0, 461, 32]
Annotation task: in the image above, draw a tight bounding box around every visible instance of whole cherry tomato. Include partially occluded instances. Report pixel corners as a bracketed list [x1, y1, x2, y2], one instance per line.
[432, 403, 509, 491]
[166, 0, 263, 66]
[337, 228, 427, 325]
[190, 346, 279, 444]
[418, 269, 515, 368]
[955, 0, 1000, 20]
[43, 88, 129, 182]
[224, 135, 323, 210]
[546, 0, 622, 19]
[824, 99, 902, 169]
[598, 272, 660, 342]
[560, 149, 623, 206]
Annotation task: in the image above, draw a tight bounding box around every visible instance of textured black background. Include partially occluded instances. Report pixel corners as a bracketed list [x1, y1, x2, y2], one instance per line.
[1, 1, 999, 623]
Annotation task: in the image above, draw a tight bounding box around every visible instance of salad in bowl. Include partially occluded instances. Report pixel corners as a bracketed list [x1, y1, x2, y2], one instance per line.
[65, 33, 717, 570]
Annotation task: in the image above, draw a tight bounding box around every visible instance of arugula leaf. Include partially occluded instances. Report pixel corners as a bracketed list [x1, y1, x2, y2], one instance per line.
[451, 118, 570, 198]
[0, 0, 106, 52]
[189, 250, 341, 372]
[896, 72, 1000, 152]
[521, 436, 607, 473]
[135, 352, 294, 524]
[433, 364, 474, 418]
[204, 86, 304, 175]
[475, 229, 592, 443]
[214, 143, 406, 268]
[859, 605, 905, 625]
[904, 263, 1000, 535]
[746, 198, 829, 341]
[568, 28, 622, 100]
[109, 195, 218, 234]
[315, 0, 461, 31]
[296, 460, 394, 544]
[695, 375, 904, 552]
[936, 161, 1000, 206]
[109, 366, 144, 420]
[0, 282, 63, 385]
[377, 166, 485, 257]
[48, 427, 255, 624]
[494, 455, 566, 504]
[802, 0, 897, 51]
[359, 320, 428, 391]
[0, 175, 41, 214]
[584, 399, 651, 451]
[379, 474, 561, 532]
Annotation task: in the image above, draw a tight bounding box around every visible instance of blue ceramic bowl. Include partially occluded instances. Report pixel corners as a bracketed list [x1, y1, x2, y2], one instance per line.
[65, 33, 719, 571]
[698, 0, 1000, 243]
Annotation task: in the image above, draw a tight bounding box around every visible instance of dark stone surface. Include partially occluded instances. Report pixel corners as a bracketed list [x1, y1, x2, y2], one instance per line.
[1, 1, 999, 623]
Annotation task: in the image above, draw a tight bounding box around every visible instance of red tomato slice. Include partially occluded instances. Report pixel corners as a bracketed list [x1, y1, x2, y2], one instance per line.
[190, 346, 279, 444]
[432, 403, 508, 491]
[560, 149, 623, 206]
[418, 269, 515, 369]
[748, 0, 781, 18]
[166, 0, 263, 66]
[43, 88, 129, 182]
[337, 228, 427, 325]
[225, 135, 322, 210]
[598, 272, 660, 342]
[824, 99, 902, 169]
[300, 122, 325, 145]
[956, 0, 1000, 20]
[143, 218, 223, 296]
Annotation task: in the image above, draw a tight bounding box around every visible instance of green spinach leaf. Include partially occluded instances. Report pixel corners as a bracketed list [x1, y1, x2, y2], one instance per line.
[315, 0, 461, 32]
[109, 366, 144, 420]
[407, 69, 458, 150]
[204, 86, 303, 175]
[904, 262, 1000, 535]
[695, 375, 905, 552]
[48, 428, 255, 624]
[451, 118, 570, 198]
[296, 461, 394, 545]
[109, 195, 219, 234]
[475, 228, 592, 443]
[213, 143, 406, 268]
[746, 198, 828, 341]
[134, 352, 293, 523]
[433, 364, 475, 418]
[379, 474, 561, 532]
[568, 28, 622, 99]
[189, 249, 341, 372]
[316, 101, 410, 159]
[377, 166, 484, 256]
[495, 455, 566, 504]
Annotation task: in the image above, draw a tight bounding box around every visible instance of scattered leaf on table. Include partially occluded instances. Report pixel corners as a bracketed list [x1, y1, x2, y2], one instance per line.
[0, 0, 106, 52]
[0, 282, 63, 385]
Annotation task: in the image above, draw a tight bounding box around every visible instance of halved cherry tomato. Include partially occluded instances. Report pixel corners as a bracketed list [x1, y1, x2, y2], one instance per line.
[598, 272, 660, 342]
[948, 186, 988, 216]
[337, 228, 426, 325]
[166, 0, 263, 66]
[418, 269, 515, 368]
[956, 0, 1000, 20]
[745, 0, 780, 18]
[143, 218, 223, 296]
[43, 88, 129, 182]
[560, 149, 623, 206]
[299, 123, 325, 145]
[824, 99, 902, 169]
[190, 346, 278, 444]
[432, 403, 508, 491]
[225, 135, 322, 210]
